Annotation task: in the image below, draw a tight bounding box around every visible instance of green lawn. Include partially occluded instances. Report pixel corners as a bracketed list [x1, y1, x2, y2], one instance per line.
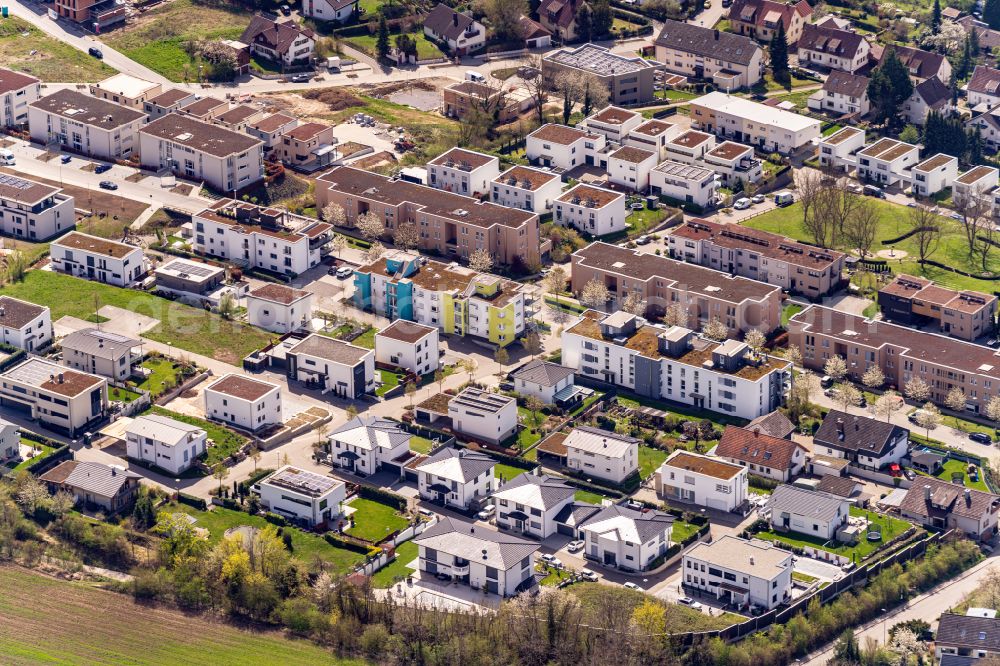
[625, 207, 669, 237]
[147, 406, 246, 467]
[781, 303, 804, 328]
[570, 583, 742, 632]
[822, 124, 844, 136]
[756, 507, 914, 563]
[371, 540, 418, 588]
[495, 463, 530, 483]
[346, 31, 444, 61]
[639, 445, 668, 480]
[744, 199, 1000, 293]
[616, 394, 747, 427]
[108, 386, 142, 403]
[933, 459, 990, 492]
[350, 326, 376, 350]
[574, 488, 607, 505]
[345, 497, 409, 543]
[0, 272, 270, 363]
[0, 16, 116, 82]
[670, 519, 702, 544]
[164, 503, 366, 575]
[10, 440, 56, 472]
[792, 570, 819, 583]
[376, 369, 402, 397]
[132, 357, 186, 397]
[536, 561, 569, 586]
[409, 435, 435, 454]
[101, 0, 248, 82]
[358, 0, 382, 15]
[655, 88, 698, 102]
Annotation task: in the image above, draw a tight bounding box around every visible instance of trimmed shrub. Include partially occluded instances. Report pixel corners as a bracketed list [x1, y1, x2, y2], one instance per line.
[357, 485, 408, 512]
[264, 512, 288, 527]
[177, 492, 207, 511]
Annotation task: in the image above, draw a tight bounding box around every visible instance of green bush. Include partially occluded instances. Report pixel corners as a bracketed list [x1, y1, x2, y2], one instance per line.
[264, 512, 287, 527]
[177, 492, 206, 511]
[357, 485, 408, 512]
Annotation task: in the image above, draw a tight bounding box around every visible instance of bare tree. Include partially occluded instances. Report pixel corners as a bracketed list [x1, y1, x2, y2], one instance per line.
[520, 55, 548, 124]
[795, 169, 826, 245]
[329, 233, 347, 258]
[836, 382, 862, 413]
[955, 185, 993, 263]
[523, 331, 543, 359]
[393, 222, 421, 251]
[544, 266, 567, 305]
[356, 211, 385, 241]
[468, 248, 495, 273]
[580, 278, 610, 309]
[843, 198, 879, 258]
[569, 70, 610, 118]
[743, 328, 767, 354]
[908, 204, 942, 264]
[475, 0, 528, 41]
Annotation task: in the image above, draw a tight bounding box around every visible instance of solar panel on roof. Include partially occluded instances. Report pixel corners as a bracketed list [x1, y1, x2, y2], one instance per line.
[0, 174, 33, 190]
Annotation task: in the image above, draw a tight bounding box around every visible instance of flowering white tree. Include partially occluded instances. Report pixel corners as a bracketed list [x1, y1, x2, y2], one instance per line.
[824, 355, 848, 383]
[364, 241, 385, 264]
[701, 317, 728, 342]
[392, 222, 421, 251]
[743, 328, 767, 354]
[945, 386, 968, 413]
[468, 248, 495, 273]
[620, 291, 646, 316]
[862, 365, 885, 390]
[904, 377, 931, 403]
[356, 211, 385, 241]
[579, 278, 610, 309]
[873, 390, 901, 422]
[662, 303, 687, 327]
[322, 202, 346, 226]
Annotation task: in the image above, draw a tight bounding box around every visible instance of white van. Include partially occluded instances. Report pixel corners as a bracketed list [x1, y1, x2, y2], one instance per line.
[0, 149, 14, 166]
[465, 70, 486, 83]
[774, 191, 794, 207]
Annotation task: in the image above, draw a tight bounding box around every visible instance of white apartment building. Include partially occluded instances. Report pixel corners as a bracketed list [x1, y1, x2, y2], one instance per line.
[326, 416, 412, 477]
[142, 88, 197, 121]
[665, 130, 716, 163]
[423, 4, 487, 55]
[285, 333, 375, 399]
[28, 89, 144, 160]
[302, 0, 357, 22]
[0, 296, 52, 352]
[655, 450, 748, 512]
[704, 142, 762, 187]
[193, 199, 332, 277]
[580, 106, 643, 144]
[60, 328, 140, 382]
[0, 173, 75, 242]
[526, 123, 608, 171]
[448, 387, 517, 445]
[203, 373, 282, 433]
[607, 145, 658, 192]
[554, 183, 627, 236]
[649, 160, 718, 208]
[89, 74, 162, 109]
[258, 465, 345, 527]
[856, 138, 921, 186]
[413, 516, 538, 596]
[624, 118, 685, 161]
[374, 320, 440, 376]
[0, 357, 107, 437]
[493, 473, 575, 538]
[416, 447, 496, 509]
[580, 504, 674, 572]
[50, 232, 148, 287]
[683, 535, 792, 610]
[246, 284, 312, 333]
[124, 413, 207, 475]
[954, 166, 1000, 216]
[139, 113, 265, 194]
[491, 166, 563, 214]
[911, 154, 959, 198]
[817, 126, 866, 171]
[690, 91, 821, 154]
[427, 148, 501, 198]
[563, 426, 639, 484]
[0, 68, 40, 128]
[562, 311, 790, 420]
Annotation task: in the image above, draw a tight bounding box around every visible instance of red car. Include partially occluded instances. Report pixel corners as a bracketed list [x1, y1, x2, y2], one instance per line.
[888, 463, 902, 478]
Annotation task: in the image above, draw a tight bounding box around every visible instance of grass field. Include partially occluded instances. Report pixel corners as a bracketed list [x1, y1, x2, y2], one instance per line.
[756, 507, 913, 563]
[933, 458, 989, 492]
[371, 540, 418, 587]
[0, 17, 116, 82]
[409, 435, 435, 454]
[10, 441, 56, 472]
[570, 583, 742, 631]
[0, 567, 362, 664]
[0, 272, 270, 363]
[148, 406, 246, 466]
[345, 31, 444, 61]
[495, 463, 529, 483]
[639, 445, 668, 480]
[574, 488, 607, 504]
[101, 0, 248, 82]
[132, 357, 187, 397]
[743, 199, 1000, 293]
[345, 497, 409, 543]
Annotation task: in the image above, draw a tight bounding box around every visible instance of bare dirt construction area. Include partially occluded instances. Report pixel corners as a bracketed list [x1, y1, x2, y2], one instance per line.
[0, 566, 352, 664]
[0, 167, 149, 226]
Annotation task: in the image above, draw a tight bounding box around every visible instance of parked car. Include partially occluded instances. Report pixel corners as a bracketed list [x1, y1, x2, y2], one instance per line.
[476, 505, 495, 521]
[88, 47, 103, 59]
[336, 266, 353, 279]
[677, 597, 703, 609]
[94, 163, 112, 174]
[970, 432, 993, 445]
[751, 194, 765, 204]
[733, 197, 751, 210]
[820, 375, 834, 388]
[635, 235, 651, 245]
[566, 540, 585, 553]
[579, 569, 598, 582]
[289, 73, 312, 83]
[540, 554, 563, 568]
[623, 582, 642, 591]
[99, 180, 117, 190]
[435, 572, 451, 581]
[280, 3, 291, 13]
[60, 155, 72, 164]
[863, 184, 885, 198]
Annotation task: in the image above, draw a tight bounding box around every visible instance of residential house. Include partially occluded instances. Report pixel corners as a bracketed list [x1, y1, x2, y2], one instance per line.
[89, 74, 162, 110]
[958, 15, 1000, 54]
[177, 97, 229, 121]
[562, 311, 791, 419]
[374, 320, 440, 376]
[258, 465, 345, 527]
[954, 166, 1000, 213]
[542, 44, 660, 105]
[493, 473, 575, 538]
[325, 416, 412, 477]
[655, 449, 748, 512]
[570, 242, 784, 336]
[510, 359, 577, 405]
[0, 418, 18, 460]
[885, 44, 952, 83]
[607, 146, 658, 193]
[0, 358, 107, 436]
[935, 613, 1000, 660]
[246, 284, 312, 333]
[813, 410, 910, 470]
[538, 0, 583, 42]
[49, 232, 148, 287]
[554, 183, 628, 236]
[579, 503, 674, 571]
[968, 65, 1000, 108]
[143, 88, 198, 121]
[690, 91, 822, 153]
[413, 516, 538, 595]
[814, 475, 865, 504]
[653, 20, 764, 89]
[714, 425, 808, 481]
[746, 410, 795, 439]
[246, 113, 299, 152]
[448, 387, 517, 445]
[0, 296, 52, 352]
[193, 201, 331, 277]
[241, 15, 315, 66]
[427, 148, 501, 198]
[277, 121, 336, 171]
[124, 413, 207, 475]
[215, 105, 266, 132]
[667, 218, 847, 297]
[423, 4, 485, 54]
[703, 141, 763, 187]
[203, 373, 282, 433]
[903, 76, 953, 125]
[911, 153, 958, 197]
[60, 328, 140, 382]
[0, 68, 40, 128]
[518, 15, 552, 48]
[728, 0, 812, 43]
[766, 484, 850, 540]
[563, 426, 639, 485]
[53, 0, 126, 31]
[856, 137, 920, 186]
[649, 161, 718, 208]
[796, 23, 870, 73]
[139, 113, 265, 194]
[664, 129, 715, 163]
[28, 89, 144, 160]
[415, 447, 495, 509]
[526, 123, 608, 172]
[316, 166, 540, 267]
[286, 333, 374, 398]
[490, 166, 563, 214]
[0, 172, 75, 242]
[967, 107, 1000, 152]
[900, 477, 1000, 541]
[683, 535, 792, 610]
[878, 274, 997, 341]
[624, 119, 685, 161]
[817, 126, 866, 171]
[580, 106, 643, 144]
[352, 250, 525, 347]
[302, 0, 357, 22]
[807, 70, 870, 117]
[152, 257, 229, 303]
[39, 461, 139, 513]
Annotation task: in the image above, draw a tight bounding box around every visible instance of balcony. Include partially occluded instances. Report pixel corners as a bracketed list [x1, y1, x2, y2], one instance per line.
[448, 562, 470, 576]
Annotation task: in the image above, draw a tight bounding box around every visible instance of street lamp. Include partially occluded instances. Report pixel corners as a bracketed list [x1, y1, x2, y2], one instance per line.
[881, 608, 887, 645]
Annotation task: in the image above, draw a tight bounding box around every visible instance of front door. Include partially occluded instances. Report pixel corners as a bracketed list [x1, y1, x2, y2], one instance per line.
[603, 551, 617, 566]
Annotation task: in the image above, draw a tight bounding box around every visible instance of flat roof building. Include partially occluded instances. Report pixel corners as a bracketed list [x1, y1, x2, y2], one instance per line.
[542, 44, 659, 105]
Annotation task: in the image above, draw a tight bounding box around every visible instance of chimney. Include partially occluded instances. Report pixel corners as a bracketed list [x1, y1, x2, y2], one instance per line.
[966, 488, 972, 505]
[924, 484, 931, 501]
[715, 29, 720, 40]
[58, 373, 64, 384]
[837, 418, 845, 441]
[453, 11, 459, 26]
[753, 427, 760, 438]
[111, 467, 117, 476]
[749, 555, 755, 565]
